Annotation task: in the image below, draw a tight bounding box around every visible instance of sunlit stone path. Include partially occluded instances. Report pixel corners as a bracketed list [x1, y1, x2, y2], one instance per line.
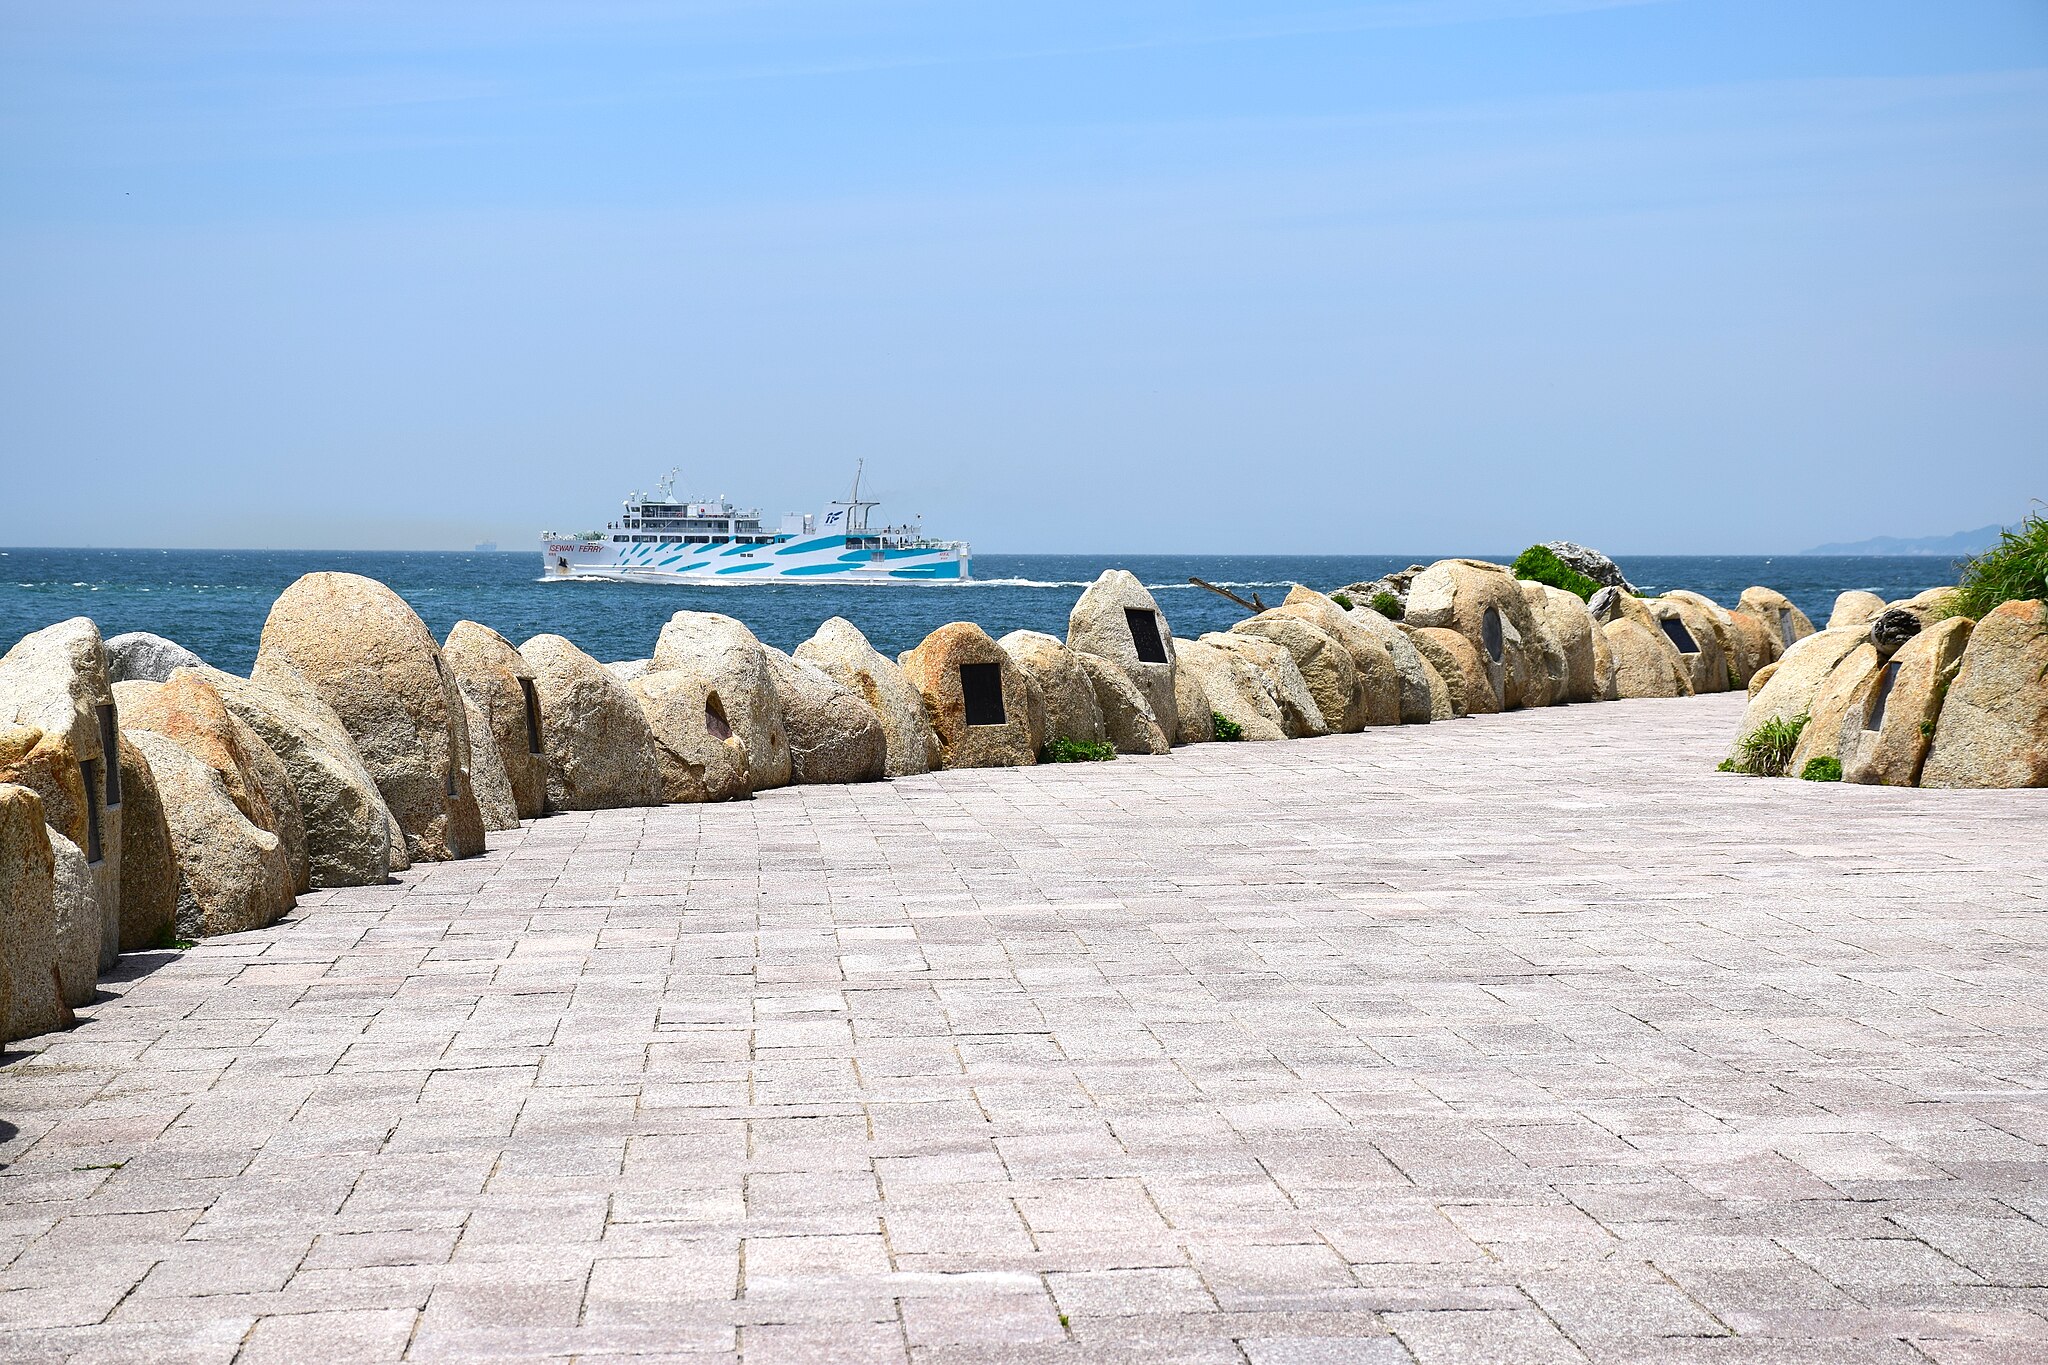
[3, 692, 2047, 1364]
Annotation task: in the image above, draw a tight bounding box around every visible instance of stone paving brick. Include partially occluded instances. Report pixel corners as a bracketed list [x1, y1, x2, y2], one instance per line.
[1, 694, 2046, 1361]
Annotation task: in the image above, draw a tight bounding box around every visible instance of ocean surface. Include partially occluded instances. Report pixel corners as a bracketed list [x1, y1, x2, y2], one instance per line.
[1, 548, 1962, 677]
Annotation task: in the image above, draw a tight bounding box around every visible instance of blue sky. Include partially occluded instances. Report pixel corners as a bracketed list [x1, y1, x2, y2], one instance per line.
[2, 0, 2043, 552]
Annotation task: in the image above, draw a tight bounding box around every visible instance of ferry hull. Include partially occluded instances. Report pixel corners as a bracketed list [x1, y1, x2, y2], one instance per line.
[542, 537, 969, 584]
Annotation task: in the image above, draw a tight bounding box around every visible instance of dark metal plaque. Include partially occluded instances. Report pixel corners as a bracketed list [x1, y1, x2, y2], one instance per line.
[960, 662, 1006, 726]
[519, 677, 544, 754]
[1659, 616, 1698, 654]
[1125, 608, 1169, 665]
[1481, 607, 1504, 663]
[97, 702, 121, 807]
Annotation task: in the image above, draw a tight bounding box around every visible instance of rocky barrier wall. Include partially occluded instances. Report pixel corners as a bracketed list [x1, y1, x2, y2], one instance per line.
[6, 558, 2029, 1048]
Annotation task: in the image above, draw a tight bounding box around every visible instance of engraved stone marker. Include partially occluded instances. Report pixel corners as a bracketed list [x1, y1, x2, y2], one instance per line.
[81, 758, 103, 864]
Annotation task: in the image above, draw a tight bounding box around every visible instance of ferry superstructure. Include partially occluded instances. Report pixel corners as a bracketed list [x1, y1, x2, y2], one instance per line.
[540, 465, 970, 585]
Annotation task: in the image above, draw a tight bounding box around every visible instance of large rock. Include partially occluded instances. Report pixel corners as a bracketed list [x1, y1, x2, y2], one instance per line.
[652, 612, 792, 792]
[48, 830, 100, 1008]
[1335, 565, 1425, 617]
[0, 618, 121, 968]
[900, 623, 1042, 768]
[1839, 617, 1972, 787]
[253, 573, 485, 862]
[1591, 614, 1618, 700]
[444, 623, 548, 820]
[1405, 559, 1563, 710]
[1868, 608, 1922, 657]
[1341, 603, 1437, 725]
[627, 671, 750, 804]
[460, 690, 520, 831]
[115, 673, 308, 896]
[1202, 633, 1329, 738]
[1414, 653, 1456, 720]
[200, 666, 405, 887]
[1074, 652, 1171, 755]
[1746, 661, 1779, 699]
[104, 632, 205, 684]
[115, 735, 175, 952]
[1172, 639, 1288, 741]
[1738, 588, 1816, 651]
[1231, 614, 1362, 733]
[1826, 590, 1887, 632]
[1789, 644, 1884, 773]
[0, 725, 88, 885]
[1403, 627, 1494, 717]
[519, 634, 665, 811]
[763, 649, 887, 785]
[1539, 542, 1636, 594]
[1730, 629, 1865, 753]
[998, 632, 1106, 747]
[0, 783, 67, 1043]
[1644, 597, 1730, 694]
[1277, 588, 1407, 726]
[1921, 600, 2048, 789]
[1726, 610, 1780, 683]
[1066, 571, 1180, 743]
[1601, 620, 1692, 700]
[796, 617, 941, 778]
[1523, 582, 1600, 704]
[125, 728, 294, 938]
[1172, 665, 1215, 744]
[1667, 592, 1773, 687]
[604, 659, 652, 685]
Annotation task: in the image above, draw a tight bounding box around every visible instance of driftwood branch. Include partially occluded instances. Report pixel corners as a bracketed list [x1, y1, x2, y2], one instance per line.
[1188, 577, 1266, 615]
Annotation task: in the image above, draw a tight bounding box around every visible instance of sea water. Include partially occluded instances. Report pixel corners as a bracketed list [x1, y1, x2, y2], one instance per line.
[0, 548, 1958, 676]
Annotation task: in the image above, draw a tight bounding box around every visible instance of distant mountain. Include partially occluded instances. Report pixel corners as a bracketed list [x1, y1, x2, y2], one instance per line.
[1803, 525, 2005, 557]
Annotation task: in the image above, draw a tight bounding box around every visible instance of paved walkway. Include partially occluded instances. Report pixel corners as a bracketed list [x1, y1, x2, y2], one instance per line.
[3, 693, 2047, 1364]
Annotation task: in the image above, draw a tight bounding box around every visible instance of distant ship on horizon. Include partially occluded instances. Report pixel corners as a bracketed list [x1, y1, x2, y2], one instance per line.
[473, 540, 498, 553]
[539, 463, 970, 584]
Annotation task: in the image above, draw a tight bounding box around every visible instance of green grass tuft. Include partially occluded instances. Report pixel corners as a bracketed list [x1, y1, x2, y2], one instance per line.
[1951, 505, 2048, 619]
[1329, 592, 1354, 610]
[1210, 712, 1245, 742]
[1511, 545, 1603, 601]
[1799, 755, 1843, 782]
[1726, 712, 1808, 776]
[1041, 737, 1117, 763]
[1368, 591, 1404, 620]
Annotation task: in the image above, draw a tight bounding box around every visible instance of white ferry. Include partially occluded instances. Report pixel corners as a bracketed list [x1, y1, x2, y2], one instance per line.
[540, 465, 970, 584]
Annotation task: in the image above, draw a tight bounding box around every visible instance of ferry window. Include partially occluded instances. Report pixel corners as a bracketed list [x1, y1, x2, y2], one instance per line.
[960, 664, 1006, 726]
[712, 536, 730, 544]
[687, 536, 708, 543]
[613, 535, 628, 543]
[633, 535, 657, 542]
[660, 535, 682, 543]
[1125, 609, 1168, 665]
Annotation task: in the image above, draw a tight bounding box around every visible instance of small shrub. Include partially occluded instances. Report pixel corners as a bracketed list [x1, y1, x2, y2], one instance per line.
[1211, 712, 1244, 741]
[1041, 737, 1116, 763]
[1368, 592, 1404, 620]
[1727, 712, 1808, 776]
[1800, 755, 1843, 782]
[1330, 592, 1354, 610]
[1920, 718, 1936, 737]
[1511, 544, 1602, 601]
[1951, 505, 2048, 620]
